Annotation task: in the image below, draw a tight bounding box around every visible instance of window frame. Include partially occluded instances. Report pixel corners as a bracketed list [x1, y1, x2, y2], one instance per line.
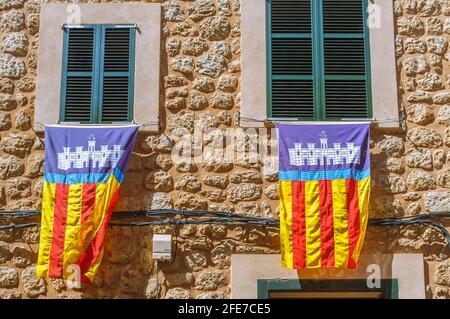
[60, 24, 136, 124]
[266, 0, 373, 121]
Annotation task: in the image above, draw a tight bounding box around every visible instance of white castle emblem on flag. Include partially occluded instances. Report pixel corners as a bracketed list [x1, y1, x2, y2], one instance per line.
[288, 131, 361, 166]
[57, 135, 124, 170]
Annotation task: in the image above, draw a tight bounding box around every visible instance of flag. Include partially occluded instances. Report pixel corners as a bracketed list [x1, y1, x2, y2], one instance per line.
[37, 125, 138, 282]
[277, 123, 370, 269]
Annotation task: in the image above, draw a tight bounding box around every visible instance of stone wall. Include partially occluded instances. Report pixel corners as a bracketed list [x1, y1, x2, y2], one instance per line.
[0, 0, 449, 299]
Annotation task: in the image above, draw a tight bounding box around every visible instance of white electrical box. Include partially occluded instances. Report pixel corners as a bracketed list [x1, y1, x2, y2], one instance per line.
[152, 234, 172, 260]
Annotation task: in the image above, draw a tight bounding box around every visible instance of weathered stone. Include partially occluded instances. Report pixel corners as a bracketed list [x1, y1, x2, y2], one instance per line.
[263, 184, 280, 200]
[175, 157, 198, 173]
[218, 74, 238, 92]
[187, 90, 208, 110]
[406, 149, 433, 170]
[408, 202, 422, 215]
[195, 271, 226, 291]
[407, 170, 436, 191]
[211, 241, 233, 268]
[211, 41, 231, 58]
[395, 35, 404, 57]
[1, 133, 32, 158]
[166, 37, 181, 56]
[433, 149, 446, 169]
[2, 32, 28, 56]
[199, 16, 231, 41]
[408, 90, 433, 103]
[433, 287, 450, 299]
[165, 287, 191, 299]
[197, 54, 227, 78]
[384, 158, 405, 174]
[11, 246, 30, 268]
[181, 37, 208, 56]
[14, 109, 31, 130]
[427, 17, 443, 34]
[407, 104, 434, 124]
[216, 110, 232, 126]
[211, 92, 233, 109]
[162, 1, 185, 22]
[166, 97, 186, 111]
[444, 127, 450, 146]
[0, 154, 23, 179]
[434, 262, 450, 286]
[0, 241, 10, 263]
[171, 56, 194, 74]
[404, 56, 429, 75]
[407, 127, 442, 148]
[175, 174, 202, 193]
[14, 92, 26, 107]
[227, 183, 262, 202]
[192, 77, 215, 93]
[0, 54, 26, 78]
[1, 10, 25, 32]
[5, 177, 31, 199]
[0, 78, 13, 94]
[230, 170, 262, 184]
[175, 192, 208, 210]
[437, 169, 450, 188]
[0, 111, 10, 132]
[195, 112, 219, 131]
[380, 175, 408, 193]
[429, 53, 443, 71]
[398, 16, 425, 36]
[437, 105, 450, 125]
[145, 171, 174, 192]
[164, 75, 187, 88]
[171, 21, 198, 36]
[378, 135, 405, 157]
[428, 36, 448, 55]
[418, 0, 442, 16]
[183, 250, 208, 272]
[141, 135, 173, 153]
[187, 0, 216, 22]
[435, 91, 450, 104]
[26, 14, 39, 35]
[417, 72, 444, 91]
[164, 272, 194, 288]
[0, 267, 18, 288]
[0, 93, 16, 111]
[200, 188, 226, 202]
[145, 278, 160, 299]
[203, 156, 233, 172]
[168, 111, 195, 134]
[203, 175, 228, 189]
[22, 226, 39, 244]
[148, 193, 172, 211]
[8, 199, 35, 210]
[0, 289, 21, 299]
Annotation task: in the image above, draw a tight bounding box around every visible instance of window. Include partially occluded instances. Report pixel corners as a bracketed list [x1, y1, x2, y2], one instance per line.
[267, 0, 372, 121]
[60, 24, 136, 124]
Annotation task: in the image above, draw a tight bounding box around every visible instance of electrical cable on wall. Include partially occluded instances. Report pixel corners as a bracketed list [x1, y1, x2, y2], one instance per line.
[0, 209, 449, 248]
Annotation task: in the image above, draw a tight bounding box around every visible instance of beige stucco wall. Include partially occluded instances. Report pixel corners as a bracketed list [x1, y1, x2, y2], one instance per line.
[0, 0, 449, 299]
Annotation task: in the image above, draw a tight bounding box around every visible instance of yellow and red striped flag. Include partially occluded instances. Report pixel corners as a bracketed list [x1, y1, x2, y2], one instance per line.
[277, 124, 370, 269]
[37, 125, 138, 282]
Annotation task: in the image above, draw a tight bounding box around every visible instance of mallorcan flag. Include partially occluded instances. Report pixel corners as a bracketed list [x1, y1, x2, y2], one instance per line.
[277, 123, 370, 269]
[37, 125, 138, 282]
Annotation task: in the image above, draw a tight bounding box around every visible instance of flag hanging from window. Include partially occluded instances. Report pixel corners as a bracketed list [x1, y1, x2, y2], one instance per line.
[37, 125, 138, 283]
[277, 123, 370, 269]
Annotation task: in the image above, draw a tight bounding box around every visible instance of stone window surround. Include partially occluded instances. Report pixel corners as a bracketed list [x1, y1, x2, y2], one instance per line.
[231, 254, 426, 299]
[240, 0, 400, 129]
[34, 3, 161, 133]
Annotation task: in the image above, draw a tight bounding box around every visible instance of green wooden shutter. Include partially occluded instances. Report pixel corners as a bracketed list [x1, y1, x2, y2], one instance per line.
[269, 0, 314, 119]
[99, 26, 135, 123]
[61, 27, 96, 123]
[322, 0, 372, 119]
[61, 25, 135, 124]
[268, 0, 372, 120]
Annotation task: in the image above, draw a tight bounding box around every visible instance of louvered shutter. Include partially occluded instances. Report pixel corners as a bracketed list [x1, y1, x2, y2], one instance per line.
[270, 0, 314, 119]
[61, 25, 135, 124]
[100, 26, 135, 123]
[323, 0, 371, 119]
[61, 27, 95, 123]
[268, 0, 371, 120]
